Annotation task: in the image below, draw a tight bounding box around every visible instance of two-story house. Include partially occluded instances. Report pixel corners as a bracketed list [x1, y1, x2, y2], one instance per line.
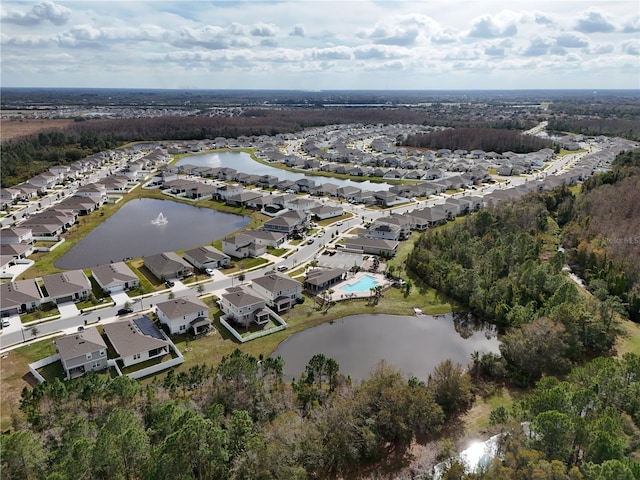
[156, 296, 210, 335]
[55, 327, 108, 380]
[250, 272, 302, 313]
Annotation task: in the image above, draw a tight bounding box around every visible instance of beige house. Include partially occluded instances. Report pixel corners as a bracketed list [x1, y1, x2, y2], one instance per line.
[103, 317, 170, 367]
[55, 327, 108, 380]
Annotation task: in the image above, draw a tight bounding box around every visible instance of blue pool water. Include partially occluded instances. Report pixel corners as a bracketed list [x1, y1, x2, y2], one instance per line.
[342, 274, 379, 293]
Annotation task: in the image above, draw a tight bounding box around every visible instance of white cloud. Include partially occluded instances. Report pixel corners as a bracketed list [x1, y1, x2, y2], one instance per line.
[574, 9, 616, 33]
[290, 24, 305, 37]
[622, 15, 640, 33]
[1, 1, 71, 26]
[621, 40, 640, 56]
[556, 33, 589, 48]
[250, 22, 278, 37]
[468, 13, 518, 38]
[522, 37, 553, 56]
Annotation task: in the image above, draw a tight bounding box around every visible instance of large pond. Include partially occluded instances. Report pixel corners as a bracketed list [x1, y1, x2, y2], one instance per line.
[176, 151, 391, 191]
[272, 313, 500, 381]
[55, 198, 249, 269]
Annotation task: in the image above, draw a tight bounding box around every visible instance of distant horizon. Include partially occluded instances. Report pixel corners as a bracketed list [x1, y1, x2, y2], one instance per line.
[2, 87, 638, 92]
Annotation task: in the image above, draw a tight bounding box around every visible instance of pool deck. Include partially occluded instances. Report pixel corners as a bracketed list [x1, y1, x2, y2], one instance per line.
[328, 272, 392, 301]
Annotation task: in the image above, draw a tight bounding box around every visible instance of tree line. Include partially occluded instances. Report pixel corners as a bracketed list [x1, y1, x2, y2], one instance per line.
[3, 349, 472, 480]
[403, 127, 554, 153]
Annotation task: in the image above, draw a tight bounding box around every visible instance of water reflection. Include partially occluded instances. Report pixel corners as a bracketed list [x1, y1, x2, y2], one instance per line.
[176, 151, 391, 191]
[55, 198, 249, 269]
[452, 311, 497, 340]
[273, 313, 500, 381]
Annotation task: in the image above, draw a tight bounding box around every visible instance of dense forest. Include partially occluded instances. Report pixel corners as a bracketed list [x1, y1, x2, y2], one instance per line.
[547, 117, 640, 141]
[403, 127, 554, 153]
[3, 349, 639, 480]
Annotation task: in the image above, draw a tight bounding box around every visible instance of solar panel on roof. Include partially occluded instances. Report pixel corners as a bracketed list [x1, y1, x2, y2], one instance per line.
[134, 315, 165, 340]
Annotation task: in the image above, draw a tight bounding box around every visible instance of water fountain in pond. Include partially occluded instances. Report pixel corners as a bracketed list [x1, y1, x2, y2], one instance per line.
[151, 212, 168, 225]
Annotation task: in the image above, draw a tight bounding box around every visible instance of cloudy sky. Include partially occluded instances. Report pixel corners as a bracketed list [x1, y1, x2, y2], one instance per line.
[1, 0, 638, 90]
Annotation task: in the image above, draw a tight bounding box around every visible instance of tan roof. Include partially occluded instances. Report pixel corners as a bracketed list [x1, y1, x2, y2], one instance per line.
[91, 262, 139, 287]
[55, 327, 107, 361]
[221, 286, 265, 308]
[252, 272, 301, 293]
[103, 320, 168, 358]
[156, 295, 208, 319]
[41, 270, 91, 298]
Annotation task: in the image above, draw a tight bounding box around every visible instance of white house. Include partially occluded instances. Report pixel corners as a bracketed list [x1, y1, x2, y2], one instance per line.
[156, 296, 210, 335]
[91, 262, 140, 294]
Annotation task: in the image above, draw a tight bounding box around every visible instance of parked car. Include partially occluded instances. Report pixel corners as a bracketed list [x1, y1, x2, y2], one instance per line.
[307, 238, 315, 244]
[2, 318, 10, 328]
[318, 231, 324, 237]
[336, 221, 343, 226]
[204, 268, 215, 276]
[165, 280, 175, 288]
[117, 307, 133, 316]
[276, 265, 289, 272]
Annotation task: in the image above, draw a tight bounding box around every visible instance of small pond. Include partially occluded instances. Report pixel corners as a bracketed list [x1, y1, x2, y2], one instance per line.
[176, 151, 391, 191]
[272, 313, 500, 381]
[55, 198, 249, 269]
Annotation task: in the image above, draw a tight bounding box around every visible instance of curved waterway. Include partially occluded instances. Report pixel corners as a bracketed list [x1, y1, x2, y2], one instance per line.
[55, 198, 249, 269]
[272, 313, 500, 381]
[176, 151, 391, 191]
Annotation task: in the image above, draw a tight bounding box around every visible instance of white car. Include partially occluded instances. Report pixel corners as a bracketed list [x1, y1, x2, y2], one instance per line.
[2, 318, 10, 328]
[204, 268, 215, 276]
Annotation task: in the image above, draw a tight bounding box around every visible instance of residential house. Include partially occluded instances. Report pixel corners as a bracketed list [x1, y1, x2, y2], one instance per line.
[0, 278, 42, 316]
[183, 246, 231, 271]
[343, 238, 399, 257]
[263, 210, 309, 236]
[0, 227, 34, 245]
[250, 272, 302, 313]
[42, 270, 91, 304]
[91, 262, 140, 294]
[308, 205, 344, 220]
[364, 222, 402, 241]
[304, 268, 346, 294]
[55, 327, 108, 380]
[144, 252, 193, 281]
[103, 317, 170, 367]
[219, 285, 270, 327]
[222, 232, 266, 259]
[156, 295, 210, 335]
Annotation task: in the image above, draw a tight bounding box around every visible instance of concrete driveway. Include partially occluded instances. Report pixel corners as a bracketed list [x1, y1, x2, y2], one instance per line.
[57, 301, 80, 319]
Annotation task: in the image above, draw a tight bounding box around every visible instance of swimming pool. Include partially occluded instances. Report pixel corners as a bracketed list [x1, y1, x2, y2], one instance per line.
[342, 274, 380, 293]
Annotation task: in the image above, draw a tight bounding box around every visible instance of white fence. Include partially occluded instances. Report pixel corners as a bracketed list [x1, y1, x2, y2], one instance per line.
[219, 308, 287, 343]
[28, 353, 61, 384]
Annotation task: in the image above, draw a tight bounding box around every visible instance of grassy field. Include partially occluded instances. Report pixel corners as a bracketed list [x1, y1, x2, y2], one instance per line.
[0, 118, 76, 142]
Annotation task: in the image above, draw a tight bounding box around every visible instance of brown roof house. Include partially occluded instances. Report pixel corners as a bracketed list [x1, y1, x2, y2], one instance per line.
[183, 246, 231, 271]
[55, 327, 108, 380]
[103, 316, 170, 367]
[41, 270, 91, 304]
[219, 285, 270, 327]
[0, 278, 43, 316]
[304, 268, 346, 294]
[91, 262, 140, 294]
[143, 252, 193, 281]
[156, 295, 211, 335]
[250, 272, 302, 313]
